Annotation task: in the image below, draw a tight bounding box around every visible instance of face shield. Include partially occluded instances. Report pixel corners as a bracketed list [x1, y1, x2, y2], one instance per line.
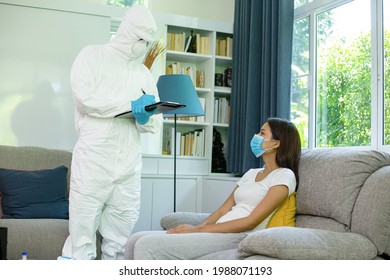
[111, 6, 157, 58]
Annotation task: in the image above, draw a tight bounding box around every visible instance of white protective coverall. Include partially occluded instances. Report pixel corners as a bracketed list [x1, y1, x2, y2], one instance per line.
[62, 6, 163, 260]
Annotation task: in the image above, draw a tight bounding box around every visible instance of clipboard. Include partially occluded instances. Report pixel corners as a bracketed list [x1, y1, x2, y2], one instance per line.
[114, 101, 186, 119]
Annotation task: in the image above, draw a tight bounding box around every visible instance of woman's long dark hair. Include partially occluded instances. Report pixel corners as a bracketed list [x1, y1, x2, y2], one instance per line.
[267, 118, 302, 188]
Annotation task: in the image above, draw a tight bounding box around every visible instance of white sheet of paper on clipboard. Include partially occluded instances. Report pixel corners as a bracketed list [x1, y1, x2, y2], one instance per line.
[114, 101, 186, 119]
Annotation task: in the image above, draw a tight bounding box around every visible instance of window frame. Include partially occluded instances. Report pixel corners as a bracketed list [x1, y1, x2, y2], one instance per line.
[293, 0, 389, 152]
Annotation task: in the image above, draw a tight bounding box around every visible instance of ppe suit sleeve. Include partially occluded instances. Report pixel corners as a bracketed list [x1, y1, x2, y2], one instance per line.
[70, 46, 130, 118]
[135, 69, 163, 134]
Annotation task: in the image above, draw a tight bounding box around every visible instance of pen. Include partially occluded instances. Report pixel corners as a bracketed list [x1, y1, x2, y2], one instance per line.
[141, 89, 146, 95]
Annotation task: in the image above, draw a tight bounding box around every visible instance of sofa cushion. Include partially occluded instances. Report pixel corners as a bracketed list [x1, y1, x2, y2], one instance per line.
[237, 227, 377, 260]
[296, 215, 348, 232]
[297, 149, 390, 227]
[196, 249, 238, 260]
[266, 192, 296, 228]
[0, 218, 69, 260]
[0, 145, 72, 195]
[0, 166, 69, 219]
[351, 166, 390, 257]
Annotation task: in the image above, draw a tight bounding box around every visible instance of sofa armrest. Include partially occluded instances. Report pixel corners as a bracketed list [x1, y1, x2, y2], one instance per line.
[160, 212, 210, 230]
[0, 219, 69, 260]
[238, 227, 377, 260]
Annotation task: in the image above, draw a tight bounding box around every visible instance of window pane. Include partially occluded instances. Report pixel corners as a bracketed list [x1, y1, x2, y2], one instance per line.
[294, 0, 306, 9]
[384, 1, 390, 145]
[294, 0, 314, 9]
[316, 0, 371, 147]
[291, 17, 309, 148]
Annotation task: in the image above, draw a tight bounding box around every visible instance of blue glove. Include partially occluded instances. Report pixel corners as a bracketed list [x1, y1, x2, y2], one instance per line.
[131, 94, 156, 125]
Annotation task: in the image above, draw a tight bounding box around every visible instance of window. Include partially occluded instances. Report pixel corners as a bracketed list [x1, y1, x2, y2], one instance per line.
[80, 0, 145, 8]
[316, 1, 371, 147]
[105, 0, 145, 7]
[291, 17, 310, 148]
[291, 0, 389, 151]
[384, 1, 390, 145]
[294, 0, 313, 9]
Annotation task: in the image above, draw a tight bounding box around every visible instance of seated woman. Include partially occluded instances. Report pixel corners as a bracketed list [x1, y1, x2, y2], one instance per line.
[125, 117, 301, 260]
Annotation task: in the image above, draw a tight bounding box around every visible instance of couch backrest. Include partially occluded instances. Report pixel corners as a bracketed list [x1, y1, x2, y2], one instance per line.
[296, 148, 390, 229]
[296, 148, 390, 256]
[0, 145, 72, 193]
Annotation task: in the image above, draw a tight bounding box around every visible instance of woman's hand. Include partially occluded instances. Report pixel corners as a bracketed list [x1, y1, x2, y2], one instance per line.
[166, 224, 199, 234]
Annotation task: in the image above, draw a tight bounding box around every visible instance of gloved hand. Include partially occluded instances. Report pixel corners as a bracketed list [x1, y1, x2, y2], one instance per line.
[131, 94, 156, 125]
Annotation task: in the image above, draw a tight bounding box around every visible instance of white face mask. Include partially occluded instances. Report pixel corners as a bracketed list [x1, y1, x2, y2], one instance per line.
[132, 40, 148, 58]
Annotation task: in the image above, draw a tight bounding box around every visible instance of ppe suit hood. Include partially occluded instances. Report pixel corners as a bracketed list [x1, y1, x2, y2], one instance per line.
[109, 6, 157, 58]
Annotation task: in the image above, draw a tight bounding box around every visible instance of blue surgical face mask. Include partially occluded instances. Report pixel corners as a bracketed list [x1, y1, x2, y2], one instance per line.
[250, 134, 273, 158]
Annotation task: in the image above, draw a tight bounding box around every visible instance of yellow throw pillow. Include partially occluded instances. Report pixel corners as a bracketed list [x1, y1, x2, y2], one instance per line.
[266, 192, 296, 228]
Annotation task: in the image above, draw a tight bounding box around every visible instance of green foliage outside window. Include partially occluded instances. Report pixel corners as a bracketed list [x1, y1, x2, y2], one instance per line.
[317, 31, 390, 147]
[105, 0, 144, 7]
[291, 13, 333, 148]
[385, 31, 390, 145]
[292, 4, 390, 148]
[317, 33, 371, 146]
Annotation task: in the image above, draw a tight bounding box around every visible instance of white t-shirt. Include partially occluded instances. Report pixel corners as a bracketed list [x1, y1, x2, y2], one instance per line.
[216, 167, 296, 231]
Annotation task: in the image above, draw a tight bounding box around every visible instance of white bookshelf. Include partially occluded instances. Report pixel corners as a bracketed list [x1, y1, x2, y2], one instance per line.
[158, 15, 233, 174]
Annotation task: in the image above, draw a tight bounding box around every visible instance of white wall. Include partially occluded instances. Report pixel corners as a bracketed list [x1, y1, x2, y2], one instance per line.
[0, 0, 234, 151]
[148, 0, 234, 22]
[81, 0, 235, 22]
[0, 1, 111, 150]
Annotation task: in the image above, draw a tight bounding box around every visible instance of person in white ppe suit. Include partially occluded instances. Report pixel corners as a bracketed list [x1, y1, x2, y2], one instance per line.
[61, 6, 163, 260]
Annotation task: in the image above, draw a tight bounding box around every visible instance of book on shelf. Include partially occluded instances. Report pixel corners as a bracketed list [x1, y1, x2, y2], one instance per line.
[195, 34, 209, 55]
[213, 99, 218, 123]
[167, 32, 186, 52]
[213, 97, 230, 124]
[226, 37, 233, 57]
[165, 63, 205, 88]
[183, 129, 206, 156]
[165, 127, 181, 155]
[167, 30, 210, 55]
[187, 31, 197, 53]
[165, 127, 206, 157]
[186, 65, 197, 86]
[184, 34, 192, 52]
[196, 129, 206, 157]
[196, 97, 206, 122]
[216, 36, 233, 57]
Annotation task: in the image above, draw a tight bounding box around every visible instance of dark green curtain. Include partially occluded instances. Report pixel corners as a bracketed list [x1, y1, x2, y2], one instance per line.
[227, 0, 294, 175]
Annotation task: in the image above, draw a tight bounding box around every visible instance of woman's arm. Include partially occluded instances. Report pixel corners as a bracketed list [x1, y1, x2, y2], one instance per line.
[198, 185, 238, 226]
[166, 185, 238, 234]
[167, 185, 288, 234]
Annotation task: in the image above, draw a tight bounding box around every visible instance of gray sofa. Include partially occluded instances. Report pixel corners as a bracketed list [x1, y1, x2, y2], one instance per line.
[0, 145, 72, 260]
[158, 148, 390, 260]
[2, 146, 390, 260]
